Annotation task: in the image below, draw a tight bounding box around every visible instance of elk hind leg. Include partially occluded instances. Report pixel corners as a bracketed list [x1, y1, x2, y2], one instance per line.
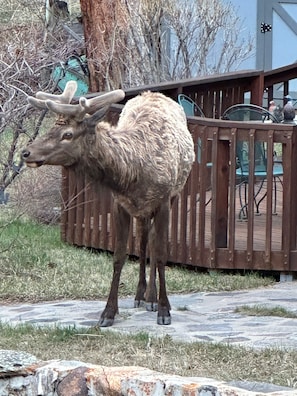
[155, 201, 171, 325]
[134, 217, 149, 307]
[145, 224, 158, 312]
[146, 201, 171, 324]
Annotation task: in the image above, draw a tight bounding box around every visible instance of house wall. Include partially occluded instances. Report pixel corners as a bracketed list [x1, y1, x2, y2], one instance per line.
[229, 0, 297, 72]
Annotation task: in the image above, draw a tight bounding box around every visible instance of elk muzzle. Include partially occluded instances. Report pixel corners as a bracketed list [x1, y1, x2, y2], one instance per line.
[21, 149, 44, 168]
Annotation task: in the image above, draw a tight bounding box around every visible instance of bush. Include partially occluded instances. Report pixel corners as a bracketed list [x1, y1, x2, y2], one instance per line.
[8, 166, 62, 224]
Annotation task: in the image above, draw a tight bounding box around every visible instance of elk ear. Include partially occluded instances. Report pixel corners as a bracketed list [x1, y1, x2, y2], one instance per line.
[86, 106, 109, 128]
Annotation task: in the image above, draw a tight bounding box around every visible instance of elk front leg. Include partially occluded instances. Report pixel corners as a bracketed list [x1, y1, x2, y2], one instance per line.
[146, 201, 171, 324]
[134, 217, 149, 308]
[98, 203, 130, 327]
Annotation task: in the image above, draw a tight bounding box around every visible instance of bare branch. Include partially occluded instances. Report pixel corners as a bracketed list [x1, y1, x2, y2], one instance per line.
[85, 0, 254, 88]
[0, 0, 84, 197]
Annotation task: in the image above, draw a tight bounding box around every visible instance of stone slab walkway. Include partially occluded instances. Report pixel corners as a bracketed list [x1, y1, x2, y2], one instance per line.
[1, 281, 297, 349]
[1, 281, 297, 394]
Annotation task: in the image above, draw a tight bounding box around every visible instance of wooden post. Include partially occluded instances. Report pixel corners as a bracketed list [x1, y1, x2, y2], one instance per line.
[214, 138, 229, 248]
[250, 73, 264, 106]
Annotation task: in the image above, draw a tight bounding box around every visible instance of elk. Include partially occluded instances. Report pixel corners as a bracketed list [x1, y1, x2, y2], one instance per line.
[22, 81, 195, 326]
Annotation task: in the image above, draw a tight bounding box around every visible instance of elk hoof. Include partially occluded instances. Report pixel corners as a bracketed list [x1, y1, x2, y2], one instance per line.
[145, 302, 158, 312]
[157, 314, 171, 325]
[98, 317, 114, 327]
[134, 299, 145, 308]
[157, 306, 171, 325]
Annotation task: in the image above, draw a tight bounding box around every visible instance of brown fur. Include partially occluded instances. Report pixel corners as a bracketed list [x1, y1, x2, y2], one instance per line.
[22, 87, 195, 326]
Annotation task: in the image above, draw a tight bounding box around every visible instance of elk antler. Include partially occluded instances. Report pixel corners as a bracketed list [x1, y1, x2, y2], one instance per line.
[28, 81, 125, 120]
[27, 80, 78, 110]
[79, 90, 125, 114]
[36, 80, 77, 103]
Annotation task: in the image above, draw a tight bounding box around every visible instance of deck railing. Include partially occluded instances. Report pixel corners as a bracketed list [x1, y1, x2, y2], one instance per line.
[61, 113, 297, 272]
[61, 64, 297, 272]
[122, 69, 264, 119]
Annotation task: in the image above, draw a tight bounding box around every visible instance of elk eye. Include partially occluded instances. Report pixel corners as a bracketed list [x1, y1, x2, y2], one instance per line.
[62, 132, 73, 140]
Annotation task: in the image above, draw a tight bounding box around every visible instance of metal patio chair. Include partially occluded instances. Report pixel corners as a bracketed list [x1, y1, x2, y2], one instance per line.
[178, 94, 205, 118]
[222, 104, 283, 219]
[222, 103, 279, 124]
[178, 94, 212, 205]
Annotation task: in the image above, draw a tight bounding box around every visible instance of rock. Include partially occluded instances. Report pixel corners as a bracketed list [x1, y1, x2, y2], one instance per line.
[0, 350, 39, 377]
[0, 350, 295, 395]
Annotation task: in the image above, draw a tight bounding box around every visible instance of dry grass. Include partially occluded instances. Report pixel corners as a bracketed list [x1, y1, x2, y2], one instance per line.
[235, 304, 297, 318]
[0, 323, 296, 388]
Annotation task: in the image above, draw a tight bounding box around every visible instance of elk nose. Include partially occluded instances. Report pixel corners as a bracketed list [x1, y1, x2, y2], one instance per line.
[22, 149, 30, 159]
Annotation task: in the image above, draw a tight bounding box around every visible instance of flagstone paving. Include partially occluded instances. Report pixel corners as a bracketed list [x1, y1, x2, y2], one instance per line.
[1, 281, 297, 394]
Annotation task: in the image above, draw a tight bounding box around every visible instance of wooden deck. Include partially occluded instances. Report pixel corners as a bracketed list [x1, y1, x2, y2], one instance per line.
[204, 180, 283, 252]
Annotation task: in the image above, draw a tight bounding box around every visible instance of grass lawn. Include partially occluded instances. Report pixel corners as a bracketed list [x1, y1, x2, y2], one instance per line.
[0, 210, 274, 302]
[1, 209, 296, 389]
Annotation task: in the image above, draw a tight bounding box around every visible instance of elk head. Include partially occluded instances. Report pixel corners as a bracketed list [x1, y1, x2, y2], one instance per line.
[22, 81, 125, 168]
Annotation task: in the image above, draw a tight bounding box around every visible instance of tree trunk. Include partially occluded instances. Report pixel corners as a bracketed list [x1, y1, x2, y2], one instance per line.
[79, 0, 128, 92]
